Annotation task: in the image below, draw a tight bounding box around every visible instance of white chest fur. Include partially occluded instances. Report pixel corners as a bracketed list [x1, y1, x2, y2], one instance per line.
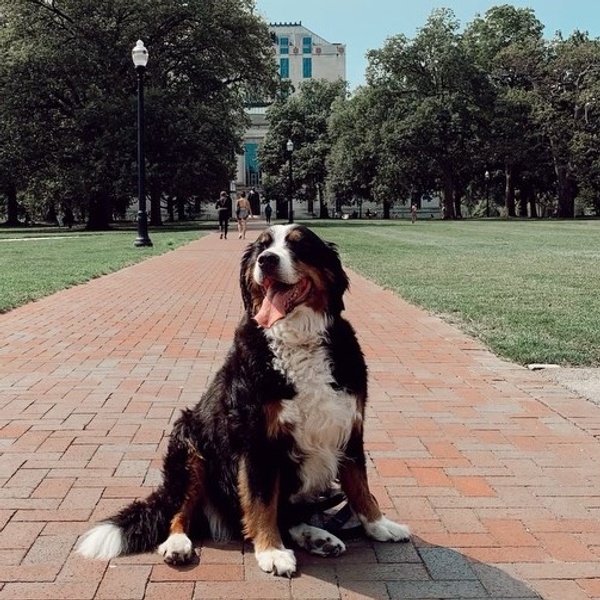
[267, 311, 360, 500]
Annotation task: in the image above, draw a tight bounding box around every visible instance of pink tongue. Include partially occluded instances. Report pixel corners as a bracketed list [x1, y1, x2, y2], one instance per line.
[254, 287, 289, 328]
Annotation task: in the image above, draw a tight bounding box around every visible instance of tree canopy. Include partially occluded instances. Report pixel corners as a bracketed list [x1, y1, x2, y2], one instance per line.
[263, 6, 600, 219]
[259, 79, 347, 218]
[0, 0, 278, 228]
[3, 3, 600, 224]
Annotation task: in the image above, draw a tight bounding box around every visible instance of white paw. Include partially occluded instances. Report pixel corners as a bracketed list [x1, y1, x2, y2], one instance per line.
[362, 516, 410, 542]
[255, 547, 297, 577]
[289, 523, 346, 557]
[157, 533, 194, 565]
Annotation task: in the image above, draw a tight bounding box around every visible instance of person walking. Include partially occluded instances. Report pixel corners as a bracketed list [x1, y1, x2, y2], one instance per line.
[411, 203, 418, 224]
[248, 187, 260, 215]
[264, 201, 272, 225]
[235, 192, 252, 239]
[215, 191, 230, 239]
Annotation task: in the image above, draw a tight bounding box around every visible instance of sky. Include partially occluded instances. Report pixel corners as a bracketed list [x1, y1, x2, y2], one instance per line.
[254, 0, 600, 90]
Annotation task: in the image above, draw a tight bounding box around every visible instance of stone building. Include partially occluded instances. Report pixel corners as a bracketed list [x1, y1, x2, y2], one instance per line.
[233, 22, 346, 210]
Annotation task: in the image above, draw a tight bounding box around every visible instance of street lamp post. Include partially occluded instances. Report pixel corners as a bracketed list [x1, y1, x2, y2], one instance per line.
[132, 40, 152, 247]
[286, 139, 294, 224]
[485, 170, 490, 218]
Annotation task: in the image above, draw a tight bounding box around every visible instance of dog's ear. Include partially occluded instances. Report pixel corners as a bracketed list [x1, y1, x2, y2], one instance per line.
[239, 243, 255, 312]
[324, 241, 349, 315]
[298, 227, 349, 316]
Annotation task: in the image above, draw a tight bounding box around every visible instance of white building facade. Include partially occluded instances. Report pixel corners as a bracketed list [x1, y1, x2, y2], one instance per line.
[235, 22, 346, 204]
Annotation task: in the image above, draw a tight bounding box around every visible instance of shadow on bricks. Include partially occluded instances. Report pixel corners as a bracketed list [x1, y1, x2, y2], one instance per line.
[291, 535, 544, 600]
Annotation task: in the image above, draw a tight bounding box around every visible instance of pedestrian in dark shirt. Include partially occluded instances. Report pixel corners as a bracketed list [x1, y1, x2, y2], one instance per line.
[215, 191, 230, 239]
[264, 201, 272, 224]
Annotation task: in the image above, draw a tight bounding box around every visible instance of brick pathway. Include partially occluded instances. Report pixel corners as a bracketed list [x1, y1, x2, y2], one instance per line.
[1, 221, 600, 600]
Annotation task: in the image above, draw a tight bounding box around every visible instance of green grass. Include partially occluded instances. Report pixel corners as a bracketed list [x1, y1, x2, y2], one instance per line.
[307, 219, 600, 367]
[0, 224, 205, 313]
[3, 219, 599, 367]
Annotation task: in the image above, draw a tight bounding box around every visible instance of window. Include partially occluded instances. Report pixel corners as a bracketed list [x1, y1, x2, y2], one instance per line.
[280, 58, 289, 79]
[302, 57, 312, 78]
[244, 143, 260, 187]
[302, 36, 312, 54]
[279, 36, 289, 54]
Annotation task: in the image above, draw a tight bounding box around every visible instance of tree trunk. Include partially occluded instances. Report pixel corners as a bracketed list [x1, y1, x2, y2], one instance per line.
[441, 168, 455, 219]
[177, 196, 186, 221]
[4, 183, 20, 226]
[504, 164, 516, 217]
[86, 191, 111, 230]
[454, 189, 462, 219]
[317, 184, 328, 218]
[46, 203, 58, 225]
[277, 197, 288, 220]
[555, 164, 576, 218]
[382, 199, 391, 219]
[517, 190, 527, 217]
[307, 191, 314, 215]
[150, 186, 162, 226]
[529, 192, 538, 218]
[520, 180, 537, 218]
[166, 196, 174, 222]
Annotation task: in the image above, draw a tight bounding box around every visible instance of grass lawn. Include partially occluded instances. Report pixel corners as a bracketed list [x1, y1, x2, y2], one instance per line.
[0, 224, 206, 313]
[2, 218, 599, 367]
[308, 219, 600, 367]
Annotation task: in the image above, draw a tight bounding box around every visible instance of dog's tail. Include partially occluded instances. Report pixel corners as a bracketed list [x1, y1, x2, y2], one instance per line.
[76, 424, 194, 560]
[75, 485, 178, 560]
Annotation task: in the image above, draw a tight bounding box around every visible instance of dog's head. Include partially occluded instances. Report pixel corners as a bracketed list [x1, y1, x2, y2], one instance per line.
[240, 224, 349, 329]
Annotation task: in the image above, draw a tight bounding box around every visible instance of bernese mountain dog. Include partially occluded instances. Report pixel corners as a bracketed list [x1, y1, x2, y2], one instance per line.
[76, 223, 409, 576]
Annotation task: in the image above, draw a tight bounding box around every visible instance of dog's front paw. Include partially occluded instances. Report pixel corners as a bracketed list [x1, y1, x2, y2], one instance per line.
[289, 523, 346, 557]
[157, 533, 194, 565]
[362, 516, 410, 542]
[255, 547, 296, 577]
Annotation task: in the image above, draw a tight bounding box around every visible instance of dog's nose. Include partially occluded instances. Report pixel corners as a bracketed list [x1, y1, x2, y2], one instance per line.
[258, 252, 279, 271]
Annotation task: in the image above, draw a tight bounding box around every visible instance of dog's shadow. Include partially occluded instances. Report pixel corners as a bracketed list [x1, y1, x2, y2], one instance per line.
[183, 534, 543, 598]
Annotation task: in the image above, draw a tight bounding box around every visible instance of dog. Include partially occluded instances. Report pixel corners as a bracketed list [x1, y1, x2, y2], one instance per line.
[76, 223, 409, 576]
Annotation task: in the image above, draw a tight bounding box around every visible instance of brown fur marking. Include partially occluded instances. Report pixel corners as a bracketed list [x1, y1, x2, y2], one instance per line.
[169, 450, 205, 536]
[286, 228, 303, 243]
[243, 259, 264, 316]
[295, 262, 329, 313]
[238, 458, 283, 552]
[339, 426, 382, 523]
[263, 401, 293, 439]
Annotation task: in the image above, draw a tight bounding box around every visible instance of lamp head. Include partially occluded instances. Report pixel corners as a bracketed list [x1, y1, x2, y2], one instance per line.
[132, 40, 149, 69]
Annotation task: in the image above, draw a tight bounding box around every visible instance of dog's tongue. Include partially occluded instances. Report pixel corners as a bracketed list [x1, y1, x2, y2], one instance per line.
[254, 284, 287, 328]
[254, 278, 311, 329]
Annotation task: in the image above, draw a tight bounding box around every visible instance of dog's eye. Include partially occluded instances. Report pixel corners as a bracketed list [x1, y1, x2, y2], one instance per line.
[256, 234, 273, 251]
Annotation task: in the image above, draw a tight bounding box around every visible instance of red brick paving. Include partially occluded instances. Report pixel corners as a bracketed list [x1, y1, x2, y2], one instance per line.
[2, 221, 600, 599]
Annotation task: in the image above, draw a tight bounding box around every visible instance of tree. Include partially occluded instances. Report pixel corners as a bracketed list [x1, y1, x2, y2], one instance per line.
[532, 32, 600, 217]
[361, 8, 493, 218]
[328, 86, 387, 215]
[0, 0, 278, 228]
[470, 13, 600, 218]
[259, 79, 347, 218]
[463, 5, 546, 217]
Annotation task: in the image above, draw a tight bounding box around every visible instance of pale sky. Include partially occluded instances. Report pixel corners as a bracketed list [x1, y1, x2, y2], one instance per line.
[254, 1, 600, 90]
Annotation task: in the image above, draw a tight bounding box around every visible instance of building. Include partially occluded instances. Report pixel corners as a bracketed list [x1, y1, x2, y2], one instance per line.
[234, 22, 346, 208]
